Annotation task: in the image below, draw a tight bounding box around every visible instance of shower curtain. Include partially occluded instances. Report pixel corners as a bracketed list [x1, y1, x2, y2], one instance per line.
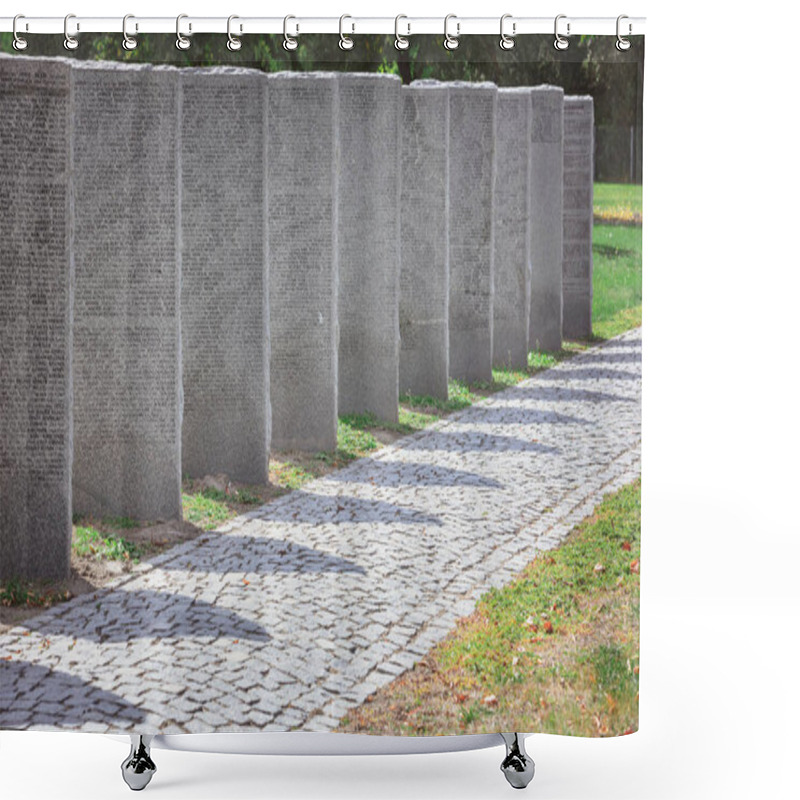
[0, 28, 644, 745]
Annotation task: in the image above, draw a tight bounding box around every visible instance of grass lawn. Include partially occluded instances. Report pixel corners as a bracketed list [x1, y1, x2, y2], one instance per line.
[337, 478, 640, 737]
[593, 182, 643, 223]
[592, 182, 642, 340]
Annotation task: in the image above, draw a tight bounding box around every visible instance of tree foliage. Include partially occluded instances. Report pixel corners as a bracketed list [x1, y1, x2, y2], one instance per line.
[1, 32, 643, 127]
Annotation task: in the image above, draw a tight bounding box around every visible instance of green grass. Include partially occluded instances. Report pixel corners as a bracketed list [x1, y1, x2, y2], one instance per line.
[593, 182, 642, 216]
[592, 221, 642, 340]
[0, 578, 71, 609]
[444, 481, 639, 681]
[270, 461, 317, 490]
[591, 183, 643, 340]
[182, 492, 235, 530]
[72, 526, 143, 562]
[338, 479, 640, 737]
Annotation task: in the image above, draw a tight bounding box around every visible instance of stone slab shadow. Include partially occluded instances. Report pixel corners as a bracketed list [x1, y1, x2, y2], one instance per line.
[562, 95, 594, 341]
[336, 73, 401, 423]
[0, 55, 73, 581]
[399, 82, 450, 401]
[181, 67, 271, 485]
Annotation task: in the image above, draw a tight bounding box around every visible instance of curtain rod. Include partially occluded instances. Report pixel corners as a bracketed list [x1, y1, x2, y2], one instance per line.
[0, 15, 646, 38]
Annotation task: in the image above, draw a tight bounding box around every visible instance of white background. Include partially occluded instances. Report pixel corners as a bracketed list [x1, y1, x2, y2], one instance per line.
[3, 1, 799, 798]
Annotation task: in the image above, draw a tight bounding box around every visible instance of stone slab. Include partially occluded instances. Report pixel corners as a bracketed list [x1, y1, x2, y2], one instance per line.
[180, 67, 270, 484]
[493, 88, 532, 369]
[0, 55, 73, 580]
[267, 73, 339, 452]
[336, 74, 401, 423]
[446, 82, 497, 383]
[562, 95, 594, 340]
[399, 83, 450, 400]
[71, 62, 182, 521]
[528, 85, 564, 352]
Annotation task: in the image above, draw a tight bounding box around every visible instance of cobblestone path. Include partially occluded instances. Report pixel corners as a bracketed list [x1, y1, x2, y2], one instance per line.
[0, 329, 641, 733]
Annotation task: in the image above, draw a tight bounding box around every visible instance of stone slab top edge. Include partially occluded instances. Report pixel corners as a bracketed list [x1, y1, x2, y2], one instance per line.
[530, 84, 566, 94]
[180, 65, 267, 79]
[411, 79, 497, 90]
[498, 87, 538, 95]
[336, 72, 402, 83]
[564, 94, 595, 102]
[266, 70, 341, 81]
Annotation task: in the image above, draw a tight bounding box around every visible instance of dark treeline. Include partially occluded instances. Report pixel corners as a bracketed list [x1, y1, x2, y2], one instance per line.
[1, 33, 643, 127]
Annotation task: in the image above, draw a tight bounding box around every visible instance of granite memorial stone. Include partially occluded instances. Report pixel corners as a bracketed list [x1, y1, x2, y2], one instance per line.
[399, 82, 450, 400]
[71, 62, 183, 521]
[0, 55, 73, 581]
[528, 85, 564, 352]
[268, 73, 340, 452]
[446, 82, 497, 383]
[181, 67, 271, 485]
[337, 73, 401, 423]
[562, 95, 594, 340]
[493, 88, 532, 369]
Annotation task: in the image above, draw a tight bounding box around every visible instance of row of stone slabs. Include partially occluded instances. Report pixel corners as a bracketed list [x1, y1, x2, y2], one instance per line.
[0, 55, 594, 581]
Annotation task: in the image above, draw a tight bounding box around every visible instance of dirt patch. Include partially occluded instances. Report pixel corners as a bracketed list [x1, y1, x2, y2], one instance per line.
[0, 518, 205, 635]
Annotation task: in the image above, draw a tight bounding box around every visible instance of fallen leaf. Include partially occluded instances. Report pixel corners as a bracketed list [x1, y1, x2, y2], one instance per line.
[455, 692, 468, 703]
[621, 541, 632, 551]
[630, 559, 640, 574]
[594, 563, 605, 574]
[482, 694, 498, 707]
[543, 621, 554, 634]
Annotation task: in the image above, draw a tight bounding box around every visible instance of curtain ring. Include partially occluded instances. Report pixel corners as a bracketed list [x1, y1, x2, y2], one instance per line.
[394, 15, 410, 51]
[283, 15, 298, 51]
[122, 14, 137, 51]
[226, 15, 242, 51]
[64, 13, 79, 51]
[443, 14, 459, 51]
[616, 14, 631, 51]
[176, 14, 191, 50]
[12, 14, 28, 51]
[554, 14, 569, 51]
[339, 14, 354, 50]
[499, 14, 515, 50]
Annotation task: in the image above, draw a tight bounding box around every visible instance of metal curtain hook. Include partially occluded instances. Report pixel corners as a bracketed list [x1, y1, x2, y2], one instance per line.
[616, 14, 631, 51]
[122, 14, 137, 50]
[443, 14, 459, 50]
[283, 15, 298, 51]
[227, 15, 242, 51]
[499, 14, 515, 50]
[176, 14, 191, 50]
[554, 14, 569, 51]
[394, 14, 410, 51]
[339, 14, 354, 50]
[12, 14, 28, 50]
[64, 13, 79, 51]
